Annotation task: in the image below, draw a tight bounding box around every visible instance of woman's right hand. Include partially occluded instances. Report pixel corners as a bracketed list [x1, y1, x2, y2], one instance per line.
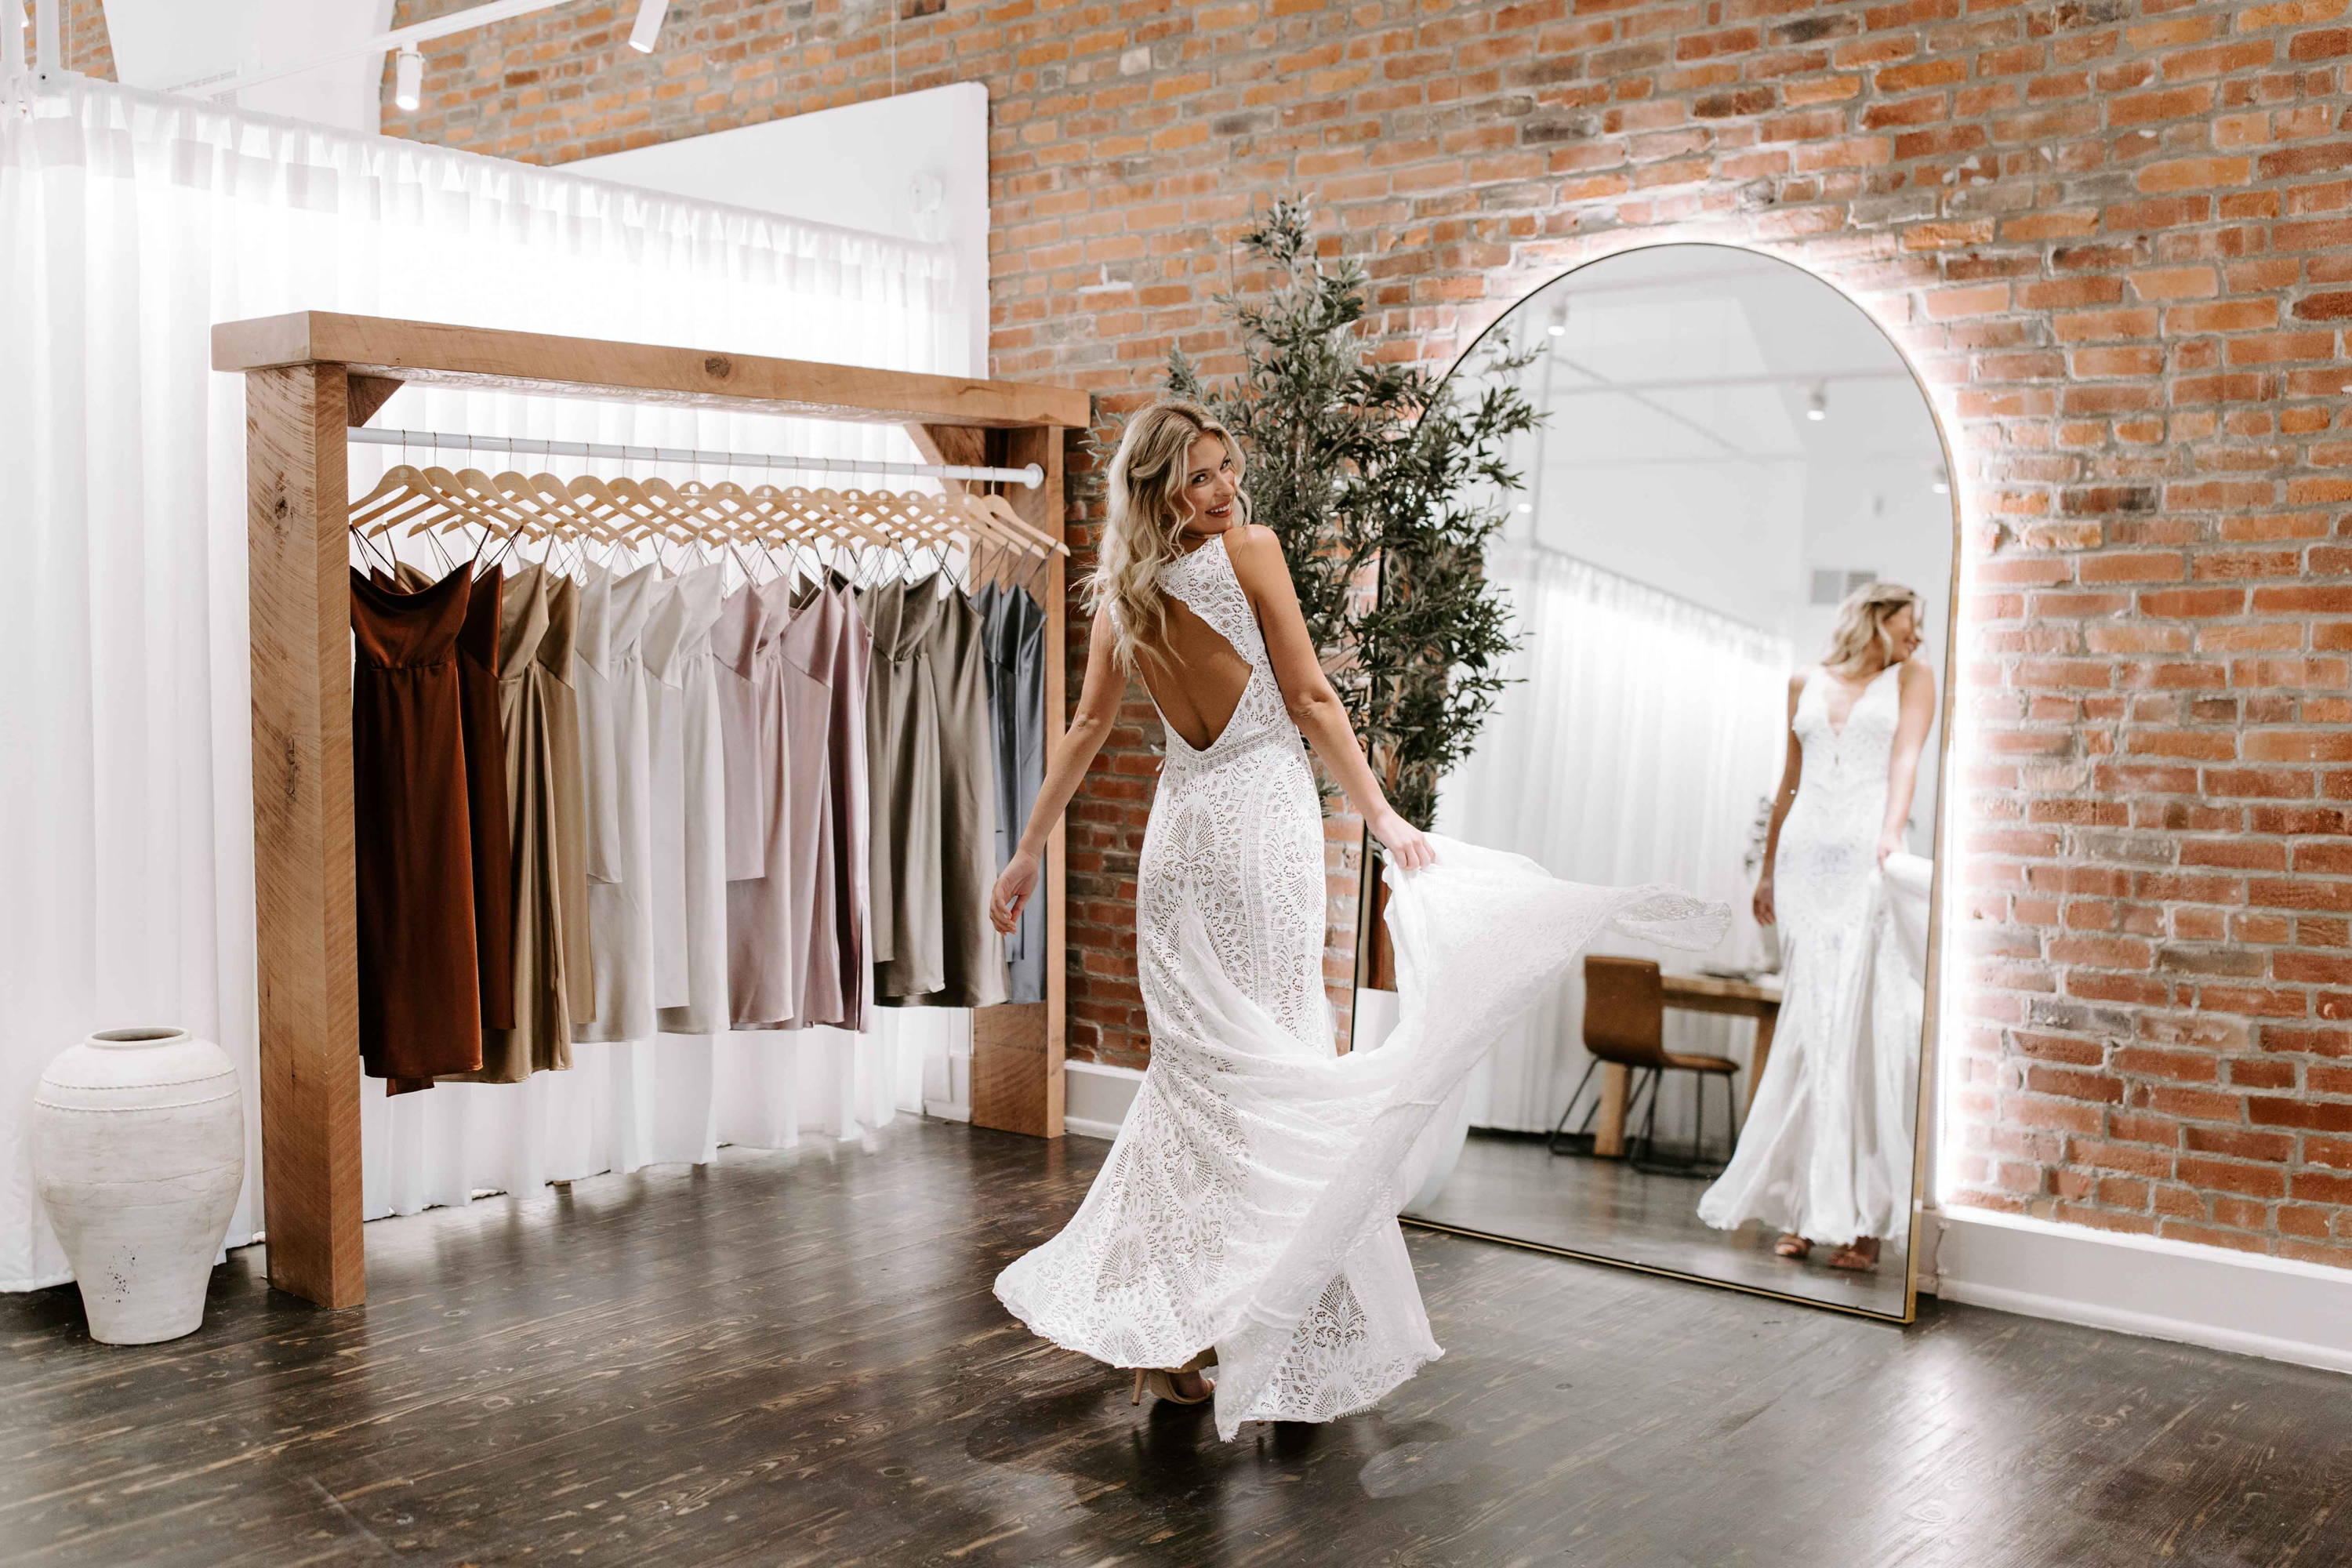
[990, 849, 1040, 935]
[1751, 875, 1776, 927]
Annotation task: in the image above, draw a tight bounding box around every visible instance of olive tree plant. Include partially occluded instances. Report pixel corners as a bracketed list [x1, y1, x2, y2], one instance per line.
[1166, 197, 1539, 833]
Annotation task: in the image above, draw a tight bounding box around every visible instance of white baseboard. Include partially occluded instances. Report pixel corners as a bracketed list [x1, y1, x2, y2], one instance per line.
[1065, 1058, 1141, 1142]
[1926, 1206, 2352, 1377]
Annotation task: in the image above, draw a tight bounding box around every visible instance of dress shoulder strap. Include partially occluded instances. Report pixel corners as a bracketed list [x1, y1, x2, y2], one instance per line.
[1158, 531, 1267, 672]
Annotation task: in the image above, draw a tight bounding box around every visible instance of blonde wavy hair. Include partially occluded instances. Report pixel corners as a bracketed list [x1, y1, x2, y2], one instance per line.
[1824, 581, 1922, 672]
[1087, 398, 1245, 673]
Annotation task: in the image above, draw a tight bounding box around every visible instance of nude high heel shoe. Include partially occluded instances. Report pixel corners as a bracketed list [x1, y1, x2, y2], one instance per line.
[1131, 1367, 1213, 1406]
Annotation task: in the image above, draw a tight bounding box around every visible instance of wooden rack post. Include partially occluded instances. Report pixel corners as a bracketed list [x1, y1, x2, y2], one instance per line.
[216, 312, 1090, 1308]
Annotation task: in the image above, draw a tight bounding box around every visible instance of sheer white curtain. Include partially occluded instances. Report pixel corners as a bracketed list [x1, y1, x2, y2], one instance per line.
[0, 74, 971, 1290]
[1434, 548, 1789, 1139]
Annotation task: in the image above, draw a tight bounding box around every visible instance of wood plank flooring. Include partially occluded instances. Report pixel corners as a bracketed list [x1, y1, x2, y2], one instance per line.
[4, 1117, 2350, 1566]
[1407, 1130, 1911, 1316]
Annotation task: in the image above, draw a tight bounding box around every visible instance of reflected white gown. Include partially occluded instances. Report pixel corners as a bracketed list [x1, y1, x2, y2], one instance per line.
[1698, 663, 1925, 1247]
[993, 532, 1727, 1438]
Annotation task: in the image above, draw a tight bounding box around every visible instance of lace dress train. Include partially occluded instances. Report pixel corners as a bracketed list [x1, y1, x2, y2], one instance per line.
[993, 533, 1728, 1438]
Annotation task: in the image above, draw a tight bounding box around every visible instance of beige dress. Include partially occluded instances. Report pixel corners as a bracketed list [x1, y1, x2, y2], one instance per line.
[448, 562, 591, 1082]
[866, 575, 1006, 1010]
[717, 576, 798, 1028]
[575, 563, 661, 1044]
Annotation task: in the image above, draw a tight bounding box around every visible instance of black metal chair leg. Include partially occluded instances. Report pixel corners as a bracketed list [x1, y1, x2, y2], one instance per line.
[1548, 1059, 1603, 1157]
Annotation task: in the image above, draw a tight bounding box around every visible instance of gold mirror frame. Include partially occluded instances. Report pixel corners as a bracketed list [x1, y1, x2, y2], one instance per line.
[1345, 240, 1966, 1326]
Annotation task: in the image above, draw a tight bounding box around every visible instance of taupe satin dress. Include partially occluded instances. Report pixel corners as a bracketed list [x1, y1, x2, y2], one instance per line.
[717, 577, 798, 1028]
[779, 580, 847, 1029]
[866, 575, 1007, 1010]
[825, 579, 874, 1033]
[448, 562, 591, 1083]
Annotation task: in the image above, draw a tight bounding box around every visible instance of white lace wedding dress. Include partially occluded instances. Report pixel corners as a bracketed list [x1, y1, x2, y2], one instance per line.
[993, 531, 1728, 1439]
[1697, 662, 1925, 1246]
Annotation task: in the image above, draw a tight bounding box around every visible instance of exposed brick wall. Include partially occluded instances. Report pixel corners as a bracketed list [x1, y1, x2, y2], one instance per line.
[53, 0, 114, 78]
[126, 0, 2352, 1263]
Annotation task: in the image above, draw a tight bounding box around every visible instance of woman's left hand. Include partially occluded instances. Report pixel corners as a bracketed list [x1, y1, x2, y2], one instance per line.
[1372, 808, 1435, 871]
[1876, 829, 1904, 867]
[989, 849, 1040, 934]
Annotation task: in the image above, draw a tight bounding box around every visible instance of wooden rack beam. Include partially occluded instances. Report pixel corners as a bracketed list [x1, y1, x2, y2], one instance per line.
[227, 312, 1083, 1309]
[216, 313, 1092, 430]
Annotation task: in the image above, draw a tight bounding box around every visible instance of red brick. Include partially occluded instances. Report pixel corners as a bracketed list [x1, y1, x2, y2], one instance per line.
[254, 0, 2352, 1264]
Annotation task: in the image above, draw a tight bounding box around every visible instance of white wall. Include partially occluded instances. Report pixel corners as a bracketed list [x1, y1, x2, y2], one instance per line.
[572, 84, 990, 377]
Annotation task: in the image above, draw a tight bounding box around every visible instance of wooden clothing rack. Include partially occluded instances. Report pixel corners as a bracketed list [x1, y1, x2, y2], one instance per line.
[215, 311, 1090, 1310]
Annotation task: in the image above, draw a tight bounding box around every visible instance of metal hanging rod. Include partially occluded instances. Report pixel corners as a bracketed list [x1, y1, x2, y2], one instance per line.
[347, 426, 1044, 490]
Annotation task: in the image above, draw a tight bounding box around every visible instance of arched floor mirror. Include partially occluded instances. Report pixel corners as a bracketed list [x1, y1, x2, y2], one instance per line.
[1352, 241, 1962, 1323]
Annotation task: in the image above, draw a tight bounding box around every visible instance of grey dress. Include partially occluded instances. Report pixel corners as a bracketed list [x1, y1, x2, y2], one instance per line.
[980, 581, 1048, 1004]
[865, 575, 1007, 1010]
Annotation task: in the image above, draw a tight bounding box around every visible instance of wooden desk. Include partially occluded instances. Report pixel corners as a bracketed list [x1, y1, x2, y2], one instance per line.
[1592, 973, 1784, 1158]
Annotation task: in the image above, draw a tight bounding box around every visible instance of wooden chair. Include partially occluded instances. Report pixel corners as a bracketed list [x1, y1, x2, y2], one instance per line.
[1548, 956, 1742, 1177]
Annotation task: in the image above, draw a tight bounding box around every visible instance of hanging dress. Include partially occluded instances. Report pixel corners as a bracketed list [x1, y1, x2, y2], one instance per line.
[647, 564, 731, 1036]
[451, 563, 589, 1083]
[717, 577, 798, 1029]
[780, 579, 848, 1029]
[825, 577, 875, 1033]
[1697, 663, 1925, 1246]
[866, 575, 1007, 1010]
[981, 580, 1049, 1004]
[350, 562, 483, 1093]
[379, 561, 514, 1033]
[575, 563, 661, 1044]
[992, 529, 1727, 1439]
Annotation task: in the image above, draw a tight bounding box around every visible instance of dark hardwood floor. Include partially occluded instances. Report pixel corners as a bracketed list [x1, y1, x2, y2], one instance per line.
[4, 1117, 2350, 1567]
[1406, 1129, 1911, 1316]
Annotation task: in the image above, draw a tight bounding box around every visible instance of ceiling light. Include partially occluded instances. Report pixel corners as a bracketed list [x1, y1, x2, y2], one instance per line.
[1931, 466, 1950, 495]
[1515, 502, 1533, 514]
[394, 46, 423, 112]
[629, 0, 671, 53]
[1806, 383, 1828, 422]
[1545, 322, 1566, 337]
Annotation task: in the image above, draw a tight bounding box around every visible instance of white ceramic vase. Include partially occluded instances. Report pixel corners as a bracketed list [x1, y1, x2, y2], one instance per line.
[32, 1027, 246, 1345]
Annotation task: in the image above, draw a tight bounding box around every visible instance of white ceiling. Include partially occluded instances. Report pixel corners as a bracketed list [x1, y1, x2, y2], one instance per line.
[103, 0, 398, 129]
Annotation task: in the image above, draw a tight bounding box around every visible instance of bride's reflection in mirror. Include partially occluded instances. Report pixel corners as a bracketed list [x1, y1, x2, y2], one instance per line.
[1695, 584, 1936, 1274]
[1371, 242, 1954, 1320]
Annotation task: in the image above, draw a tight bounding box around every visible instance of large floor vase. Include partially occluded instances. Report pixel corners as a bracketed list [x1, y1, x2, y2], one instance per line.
[32, 1028, 245, 1345]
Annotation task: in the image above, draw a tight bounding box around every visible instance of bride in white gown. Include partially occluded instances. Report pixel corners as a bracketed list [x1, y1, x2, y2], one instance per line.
[986, 400, 1727, 1438]
[1697, 583, 1937, 1272]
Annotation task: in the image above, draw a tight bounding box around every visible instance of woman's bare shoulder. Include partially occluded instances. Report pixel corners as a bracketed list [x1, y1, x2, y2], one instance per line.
[1221, 522, 1282, 572]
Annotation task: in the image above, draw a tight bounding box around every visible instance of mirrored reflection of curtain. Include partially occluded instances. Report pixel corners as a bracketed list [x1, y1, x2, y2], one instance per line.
[1433, 547, 1790, 1138]
[0, 76, 967, 1289]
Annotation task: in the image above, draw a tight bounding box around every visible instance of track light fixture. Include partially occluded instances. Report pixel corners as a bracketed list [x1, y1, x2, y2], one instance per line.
[394, 46, 423, 111]
[629, 0, 671, 53]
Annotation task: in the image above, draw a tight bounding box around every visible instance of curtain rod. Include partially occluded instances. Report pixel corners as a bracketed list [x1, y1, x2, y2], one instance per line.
[347, 426, 1044, 490]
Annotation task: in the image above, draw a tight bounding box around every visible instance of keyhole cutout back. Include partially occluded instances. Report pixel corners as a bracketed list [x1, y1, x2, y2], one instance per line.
[1136, 590, 1254, 753]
